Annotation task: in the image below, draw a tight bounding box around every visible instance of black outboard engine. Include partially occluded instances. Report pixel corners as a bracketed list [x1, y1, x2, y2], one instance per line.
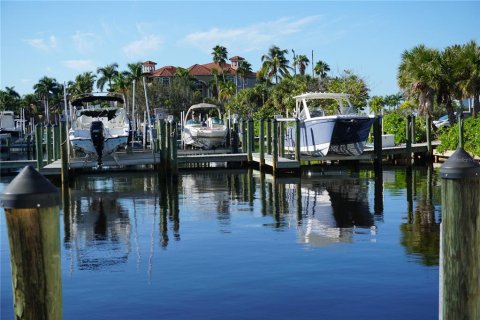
[90, 121, 104, 168]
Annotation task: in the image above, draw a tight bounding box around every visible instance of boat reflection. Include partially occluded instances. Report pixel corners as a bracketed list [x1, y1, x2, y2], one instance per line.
[67, 194, 131, 270]
[296, 175, 375, 246]
[63, 173, 179, 273]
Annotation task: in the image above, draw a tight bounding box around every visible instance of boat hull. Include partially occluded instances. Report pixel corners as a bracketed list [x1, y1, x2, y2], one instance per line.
[286, 115, 374, 156]
[328, 116, 375, 156]
[182, 126, 227, 149]
[69, 133, 128, 157]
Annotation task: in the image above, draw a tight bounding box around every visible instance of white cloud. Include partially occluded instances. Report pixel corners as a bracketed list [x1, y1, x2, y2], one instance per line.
[122, 35, 163, 59]
[24, 35, 57, 51]
[62, 60, 96, 71]
[72, 31, 99, 54]
[181, 16, 320, 53]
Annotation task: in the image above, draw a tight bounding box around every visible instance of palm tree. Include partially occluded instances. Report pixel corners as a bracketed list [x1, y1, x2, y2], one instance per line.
[212, 45, 228, 65]
[457, 40, 480, 117]
[397, 45, 441, 116]
[33, 76, 59, 122]
[237, 60, 252, 89]
[112, 73, 130, 103]
[294, 54, 310, 76]
[68, 72, 96, 96]
[96, 63, 119, 92]
[0, 87, 21, 112]
[314, 60, 331, 79]
[212, 45, 228, 82]
[261, 45, 291, 84]
[219, 81, 236, 103]
[124, 62, 144, 128]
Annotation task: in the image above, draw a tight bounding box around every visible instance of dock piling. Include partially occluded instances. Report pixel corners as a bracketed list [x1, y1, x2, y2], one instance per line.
[35, 124, 43, 170]
[0, 166, 62, 320]
[259, 119, 265, 167]
[439, 148, 480, 319]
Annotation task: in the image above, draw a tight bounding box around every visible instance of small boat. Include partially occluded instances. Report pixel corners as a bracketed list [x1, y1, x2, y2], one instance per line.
[69, 92, 130, 167]
[182, 103, 228, 149]
[286, 92, 375, 156]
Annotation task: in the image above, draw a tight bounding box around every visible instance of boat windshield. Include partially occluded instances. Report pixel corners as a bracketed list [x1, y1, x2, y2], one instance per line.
[211, 117, 223, 125]
[186, 119, 201, 125]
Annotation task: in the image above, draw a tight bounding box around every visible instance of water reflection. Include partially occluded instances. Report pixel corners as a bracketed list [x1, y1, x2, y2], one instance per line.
[400, 166, 440, 266]
[63, 173, 180, 273]
[59, 167, 439, 273]
[296, 174, 374, 246]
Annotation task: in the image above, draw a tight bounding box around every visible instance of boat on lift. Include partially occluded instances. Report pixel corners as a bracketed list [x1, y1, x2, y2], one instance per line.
[286, 92, 375, 156]
[182, 103, 228, 149]
[69, 92, 130, 168]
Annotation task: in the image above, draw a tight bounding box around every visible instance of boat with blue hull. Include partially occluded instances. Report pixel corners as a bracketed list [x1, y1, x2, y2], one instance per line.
[286, 92, 374, 156]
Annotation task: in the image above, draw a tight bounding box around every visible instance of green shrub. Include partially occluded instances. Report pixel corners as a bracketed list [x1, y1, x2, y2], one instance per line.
[436, 116, 480, 156]
[382, 112, 427, 144]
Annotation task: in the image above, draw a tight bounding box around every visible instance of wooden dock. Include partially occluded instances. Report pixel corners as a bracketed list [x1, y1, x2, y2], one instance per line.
[1, 141, 445, 177]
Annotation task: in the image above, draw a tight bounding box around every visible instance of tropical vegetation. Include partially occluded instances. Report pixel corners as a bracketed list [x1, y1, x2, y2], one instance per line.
[1, 40, 478, 157]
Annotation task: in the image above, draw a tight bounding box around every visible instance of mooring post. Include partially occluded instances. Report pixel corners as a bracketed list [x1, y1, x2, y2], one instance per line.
[295, 118, 301, 161]
[411, 115, 416, 144]
[373, 115, 383, 172]
[165, 120, 171, 171]
[259, 118, 265, 168]
[241, 120, 247, 153]
[247, 118, 253, 162]
[405, 115, 412, 166]
[170, 121, 178, 178]
[159, 119, 166, 171]
[279, 121, 285, 158]
[267, 119, 272, 155]
[45, 123, 53, 164]
[439, 148, 480, 319]
[231, 121, 239, 154]
[35, 124, 44, 170]
[0, 166, 63, 320]
[426, 114, 432, 161]
[225, 115, 231, 148]
[60, 120, 69, 185]
[53, 124, 60, 161]
[272, 119, 278, 174]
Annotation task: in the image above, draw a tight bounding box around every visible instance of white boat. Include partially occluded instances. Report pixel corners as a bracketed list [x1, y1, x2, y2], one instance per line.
[69, 92, 130, 167]
[286, 92, 375, 156]
[0, 110, 23, 140]
[182, 103, 228, 149]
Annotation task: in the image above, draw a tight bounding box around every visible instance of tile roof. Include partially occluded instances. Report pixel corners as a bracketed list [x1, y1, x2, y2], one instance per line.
[146, 60, 256, 77]
[229, 56, 244, 61]
[152, 66, 177, 77]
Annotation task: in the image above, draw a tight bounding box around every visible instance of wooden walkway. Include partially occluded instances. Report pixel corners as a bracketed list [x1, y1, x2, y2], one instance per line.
[1, 141, 445, 176]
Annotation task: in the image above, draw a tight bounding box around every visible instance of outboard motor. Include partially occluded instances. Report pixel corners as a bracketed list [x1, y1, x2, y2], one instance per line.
[90, 121, 104, 168]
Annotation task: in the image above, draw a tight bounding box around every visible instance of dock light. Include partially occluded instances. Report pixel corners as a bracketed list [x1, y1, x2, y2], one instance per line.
[167, 115, 174, 123]
[233, 113, 239, 124]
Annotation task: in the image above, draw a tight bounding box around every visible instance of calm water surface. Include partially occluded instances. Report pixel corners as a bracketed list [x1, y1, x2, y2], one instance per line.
[1, 167, 441, 319]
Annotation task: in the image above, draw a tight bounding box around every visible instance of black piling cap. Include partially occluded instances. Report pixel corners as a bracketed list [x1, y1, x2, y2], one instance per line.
[440, 148, 480, 180]
[0, 166, 60, 209]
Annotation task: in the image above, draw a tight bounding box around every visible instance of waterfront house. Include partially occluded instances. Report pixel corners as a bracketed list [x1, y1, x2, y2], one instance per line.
[142, 56, 257, 98]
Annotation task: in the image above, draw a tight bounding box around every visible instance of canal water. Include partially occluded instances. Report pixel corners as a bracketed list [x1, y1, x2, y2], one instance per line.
[1, 166, 440, 319]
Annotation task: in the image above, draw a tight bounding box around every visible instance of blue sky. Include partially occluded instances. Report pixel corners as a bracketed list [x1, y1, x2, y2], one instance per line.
[1, 1, 479, 97]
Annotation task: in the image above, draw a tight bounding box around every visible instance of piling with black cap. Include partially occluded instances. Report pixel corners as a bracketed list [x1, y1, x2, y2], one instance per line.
[439, 148, 479, 319]
[1, 166, 63, 320]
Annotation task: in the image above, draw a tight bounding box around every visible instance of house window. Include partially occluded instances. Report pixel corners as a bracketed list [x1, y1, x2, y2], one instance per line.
[161, 77, 170, 85]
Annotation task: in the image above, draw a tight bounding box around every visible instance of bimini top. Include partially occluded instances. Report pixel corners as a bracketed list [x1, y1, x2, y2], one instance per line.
[188, 103, 220, 110]
[293, 92, 351, 101]
[71, 92, 124, 107]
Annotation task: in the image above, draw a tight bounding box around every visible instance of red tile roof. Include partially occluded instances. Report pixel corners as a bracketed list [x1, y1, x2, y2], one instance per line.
[143, 61, 157, 66]
[146, 60, 256, 77]
[152, 66, 176, 77]
[229, 56, 244, 61]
